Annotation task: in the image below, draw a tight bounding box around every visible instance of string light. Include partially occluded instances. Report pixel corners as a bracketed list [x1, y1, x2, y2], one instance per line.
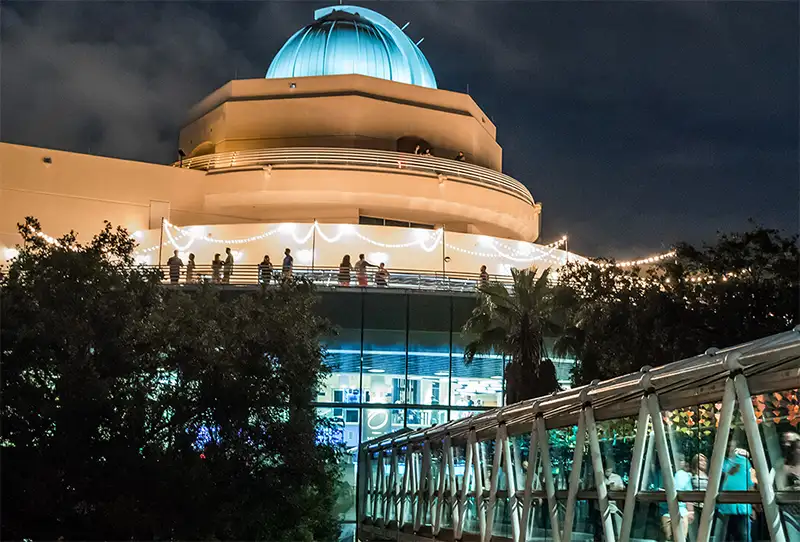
[595, 250, 677, 269]
[541, 235, 568, 248]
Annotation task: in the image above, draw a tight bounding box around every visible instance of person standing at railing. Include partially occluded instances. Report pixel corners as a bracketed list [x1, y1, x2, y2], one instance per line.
[355, 254, 375, 287]
[186, 253, 196, 283]
[455, 151, 466, 162]
[716, 433, 754, 542]
[211, 254, 223, 284]
[223, 247, 234, 284]
[167, 250, 183, 284]
[338, 255, 352, 286]
[282, 248, 293, 279]
[413, 144, 421, 155]
[479, 265, 489, 284]
[258, 255, 273, 285]
[375, 263, 389, 287]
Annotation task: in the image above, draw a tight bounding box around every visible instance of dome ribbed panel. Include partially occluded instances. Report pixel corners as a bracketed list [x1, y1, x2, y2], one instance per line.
[266, 6, 437, 89]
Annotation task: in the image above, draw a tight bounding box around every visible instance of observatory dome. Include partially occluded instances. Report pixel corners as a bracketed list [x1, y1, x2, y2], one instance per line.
[266, 5, 437, 89]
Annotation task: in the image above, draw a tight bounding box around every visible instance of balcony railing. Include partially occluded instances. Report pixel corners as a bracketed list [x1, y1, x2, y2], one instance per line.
[176, 147, 535, 206]
[150, 264, 510, 293]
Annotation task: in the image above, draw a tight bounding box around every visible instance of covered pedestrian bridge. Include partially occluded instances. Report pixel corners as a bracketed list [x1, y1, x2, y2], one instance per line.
[357, 329, 800, 542]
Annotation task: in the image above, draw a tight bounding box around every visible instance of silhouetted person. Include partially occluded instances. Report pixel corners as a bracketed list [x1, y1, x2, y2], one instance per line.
[223, 247, 234, 284]
[375, 262, 389, 287]
[211, 254, 222, 283]
[355, 253, 375, 286]
[413, 144, 421, 155]
[455, 151, 466, 162]
[167, 250, 183, 284]
[338, 254, 352, 286]
[282, 248, 294, 279]
[186, 253, 196, 283]
[259, 255, 273, 285]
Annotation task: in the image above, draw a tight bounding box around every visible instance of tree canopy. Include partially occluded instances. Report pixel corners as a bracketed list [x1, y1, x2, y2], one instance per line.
[1, 218, 341, 541]
[463, 267, 561, 404]
[554, 224, 799, 384]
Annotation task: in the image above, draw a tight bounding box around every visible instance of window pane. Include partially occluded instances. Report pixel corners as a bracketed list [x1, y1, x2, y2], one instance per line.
[362, 293, 407, 405]
[318, 291, 362, 403]
[408, 294, 451, 406]
[363, 408, 405, 441]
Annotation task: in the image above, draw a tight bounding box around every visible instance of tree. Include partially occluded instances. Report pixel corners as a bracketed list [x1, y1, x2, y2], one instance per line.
[1, 218, 341, 541]
[463, 267, 561, 405]
[554, 224, 799, 385]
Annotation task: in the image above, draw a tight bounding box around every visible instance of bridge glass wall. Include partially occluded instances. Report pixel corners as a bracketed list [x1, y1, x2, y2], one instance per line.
[357, 330, 800, 542]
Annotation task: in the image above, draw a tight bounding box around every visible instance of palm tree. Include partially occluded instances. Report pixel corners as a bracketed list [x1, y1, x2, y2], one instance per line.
[463, 267, 561, 405]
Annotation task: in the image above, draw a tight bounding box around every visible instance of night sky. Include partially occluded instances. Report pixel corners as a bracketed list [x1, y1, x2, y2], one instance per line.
[1, 1, 797, 257]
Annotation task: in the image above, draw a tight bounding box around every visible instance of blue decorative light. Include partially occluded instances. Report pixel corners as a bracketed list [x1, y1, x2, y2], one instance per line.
[266, 5, 437, 89]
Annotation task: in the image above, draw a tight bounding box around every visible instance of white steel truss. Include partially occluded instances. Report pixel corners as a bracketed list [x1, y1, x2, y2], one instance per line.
[357, 328, 800, 542]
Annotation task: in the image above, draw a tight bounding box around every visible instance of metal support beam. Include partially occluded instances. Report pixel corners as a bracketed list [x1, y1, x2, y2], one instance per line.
[586, 404, 616, 542]
[697, 377, 736, 542]
[647, 393, 686, 542]
[537, 415, 562, 542]
[503, 428, 522, 542]
[733, 373, 786, 542]
[518, 418, 540, 542]
[562, 409, 586, 542]
[619, 398, 650, 542]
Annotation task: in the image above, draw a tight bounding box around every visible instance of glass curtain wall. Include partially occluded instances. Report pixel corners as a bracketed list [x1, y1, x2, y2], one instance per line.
[315, 290, 507, 531]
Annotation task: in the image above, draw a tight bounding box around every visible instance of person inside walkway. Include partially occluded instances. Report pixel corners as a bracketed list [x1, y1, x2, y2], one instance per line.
[258, 255, 273, 285]
[355, 254, 375, 286]
[223, 247, 234, 284]
[186, 253, 196, 283]
[338, 255, 352, 286]
[604, 459, 625, 538]
[660, 454, 694, 541]
[211, 254, 222, 283]
[716, 433, 754, 542]
[167, 250, 183, 284]
[424, 148, 432, 156]
[455, 151, 466, 162]
[480, 265, 489, 284]
[413, 144, 421, 155]
[282, 248, 294, 279]
[375, 262, 389, 287]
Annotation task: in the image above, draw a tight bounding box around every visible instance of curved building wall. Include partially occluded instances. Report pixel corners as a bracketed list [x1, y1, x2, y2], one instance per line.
[179, 76, 502, 171]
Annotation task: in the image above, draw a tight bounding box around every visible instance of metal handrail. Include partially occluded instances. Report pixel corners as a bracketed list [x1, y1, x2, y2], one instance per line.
[175, 147, 535, 206]
[150, 264, 510, 293]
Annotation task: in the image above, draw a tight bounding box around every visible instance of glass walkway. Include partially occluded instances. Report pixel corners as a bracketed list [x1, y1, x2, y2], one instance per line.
[356, 328, 800, 542]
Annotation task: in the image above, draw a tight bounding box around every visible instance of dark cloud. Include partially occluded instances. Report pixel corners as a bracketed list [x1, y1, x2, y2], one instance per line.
[1, 1, 797, 257]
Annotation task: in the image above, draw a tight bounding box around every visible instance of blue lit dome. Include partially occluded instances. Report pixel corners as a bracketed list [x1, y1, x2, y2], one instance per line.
[266, 6, 437, 89]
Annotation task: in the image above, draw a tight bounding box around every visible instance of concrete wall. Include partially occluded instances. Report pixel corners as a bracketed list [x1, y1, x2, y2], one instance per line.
[1, 142, 540, 259]
[179, 75, 503, 171]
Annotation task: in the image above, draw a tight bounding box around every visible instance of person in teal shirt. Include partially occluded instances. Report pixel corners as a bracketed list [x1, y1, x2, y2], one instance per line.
[716, 434, 754, 542]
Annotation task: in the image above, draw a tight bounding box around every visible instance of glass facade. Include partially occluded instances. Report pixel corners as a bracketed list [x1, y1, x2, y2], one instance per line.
[315, 289, 574, 532]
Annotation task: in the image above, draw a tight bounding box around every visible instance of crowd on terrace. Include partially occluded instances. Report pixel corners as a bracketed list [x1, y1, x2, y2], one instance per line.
[165, 248, 494, 288]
